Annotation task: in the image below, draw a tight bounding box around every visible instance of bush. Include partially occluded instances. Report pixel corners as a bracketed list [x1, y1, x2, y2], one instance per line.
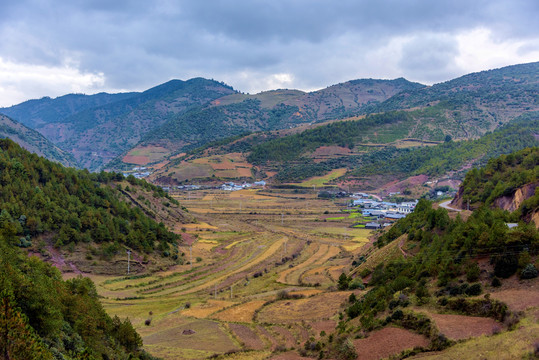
[520, 264, 538, 279]
[465, 283, 482, 296]
[491, 276, 502, 287]
[494, 255, 518, 278]
[465, 262, 480, 282]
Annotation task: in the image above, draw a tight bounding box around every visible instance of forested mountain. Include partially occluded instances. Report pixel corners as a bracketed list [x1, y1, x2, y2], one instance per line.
[0, 138, 183, 358]
[0, 91, 138, 129]
[0, 114, 77, 167]
[0, 138, 180, 257]
[0, 244, 155, 359]
[1, 78, 237, 170]
[452, 147, 539, 218]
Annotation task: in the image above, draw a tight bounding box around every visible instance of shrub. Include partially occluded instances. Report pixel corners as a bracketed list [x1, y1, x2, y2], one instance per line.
[494, 255, 518, 278]
[520, 264, 538, 279]
[465, 262, 481, 282]
[465, 283, 482, 296]
[491, 276, 502, 287]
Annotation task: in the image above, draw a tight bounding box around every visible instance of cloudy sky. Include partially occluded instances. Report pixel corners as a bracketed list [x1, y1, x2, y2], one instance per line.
[0, 0, 538, 107]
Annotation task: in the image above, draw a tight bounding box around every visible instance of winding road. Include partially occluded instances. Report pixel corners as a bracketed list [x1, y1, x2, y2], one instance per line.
[440, 200, 461, 212]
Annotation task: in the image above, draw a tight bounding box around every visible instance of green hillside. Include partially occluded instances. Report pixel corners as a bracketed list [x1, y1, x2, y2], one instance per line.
[320, 149, 539, 359]
[456, 147, 539, 212]
[0, 243, 156, 359]
[0, 138, 179, 256]
[0, 114, 77, 167]
[113, 78, 424, 170]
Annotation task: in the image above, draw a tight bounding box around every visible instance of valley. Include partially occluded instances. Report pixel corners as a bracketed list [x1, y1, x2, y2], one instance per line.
[75, 188, 372, 359]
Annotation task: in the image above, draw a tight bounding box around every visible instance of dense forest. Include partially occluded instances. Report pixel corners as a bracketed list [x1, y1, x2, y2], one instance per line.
[0, 139, 179, 256]
[0, 239, 156, 359]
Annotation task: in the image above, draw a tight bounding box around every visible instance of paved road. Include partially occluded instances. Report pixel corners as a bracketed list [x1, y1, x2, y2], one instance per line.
[440, 200, 461, 212]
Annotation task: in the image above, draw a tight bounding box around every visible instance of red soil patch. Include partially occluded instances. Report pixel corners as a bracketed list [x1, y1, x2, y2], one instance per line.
[122, 155, 149, 165]
[490, 288, 539, 311]
[311, 146, 352, 157]
[353, 327, 429, 360]
[228, 323, 265, 350]
[309, 320, 336, 337]
[427, 313, 500, 340]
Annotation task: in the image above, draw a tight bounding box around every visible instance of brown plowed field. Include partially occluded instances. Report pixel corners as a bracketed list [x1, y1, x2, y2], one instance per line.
[490, 289, 539, 311]
[427, 313, 500, 340]
[353, 327, 429, 360]
[228, 323, 265, 350]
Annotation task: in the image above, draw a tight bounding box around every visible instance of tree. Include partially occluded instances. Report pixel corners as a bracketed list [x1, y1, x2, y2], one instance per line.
[0, 290, 52, 360]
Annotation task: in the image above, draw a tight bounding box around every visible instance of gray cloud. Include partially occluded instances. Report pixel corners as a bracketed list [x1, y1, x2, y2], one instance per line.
[0, 0, 537, 105]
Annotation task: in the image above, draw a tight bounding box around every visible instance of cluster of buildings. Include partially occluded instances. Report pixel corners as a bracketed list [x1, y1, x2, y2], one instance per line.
[220, 181, 266, 191]
[123, 167, 151, 179]
[352, 197, 418, 230]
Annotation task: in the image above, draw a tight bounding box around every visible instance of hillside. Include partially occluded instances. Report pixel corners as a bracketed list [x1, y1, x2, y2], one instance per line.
[142, 63, 539, 188]
[451, 147, 539, 223]
[0, 91, 138, 129]
[2, 78, 237, 170]
[0, 243, 156, 359]
[0, 138, 187, 273]
[0, 114, 77, 167]
[111, 78, 424, 170]
[317, 148, 539, 359]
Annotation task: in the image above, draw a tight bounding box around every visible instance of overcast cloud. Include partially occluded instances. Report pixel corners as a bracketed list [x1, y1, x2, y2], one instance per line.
[0, 0, 538, 106]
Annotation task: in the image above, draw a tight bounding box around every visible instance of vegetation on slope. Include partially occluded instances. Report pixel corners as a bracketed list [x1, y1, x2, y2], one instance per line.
[0, 114, 77, 167]
[0, 240, 156, 359]
[321, 149, 539, 358]
[0, 138, 179, 256]
[0, 92, 138, 129]
[457, 146, 539, 211]
[264, 111, 538, 183]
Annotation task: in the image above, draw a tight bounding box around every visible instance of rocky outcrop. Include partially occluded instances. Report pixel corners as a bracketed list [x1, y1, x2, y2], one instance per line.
[493, 182, 538, 212]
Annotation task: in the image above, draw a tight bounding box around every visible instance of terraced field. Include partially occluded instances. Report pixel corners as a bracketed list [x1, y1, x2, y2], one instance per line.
[82, 188, 369, 359]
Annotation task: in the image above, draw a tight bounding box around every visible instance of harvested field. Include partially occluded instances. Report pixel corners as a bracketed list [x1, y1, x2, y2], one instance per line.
[490, 288, 539, 311]
[141, 318, 238, 358]
[182, 300, 234, 318]
[353, 327, 429, 360]
[257, 291, 352, 323]
[228, 323, 265, 350]
[426, 313, 500, 340]
[212, 300, 267, 323]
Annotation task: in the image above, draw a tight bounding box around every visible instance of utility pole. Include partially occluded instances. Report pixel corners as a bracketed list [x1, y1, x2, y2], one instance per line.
[214, 284, 217, 299]
[126, 250, 131, 275]
[189, 246, 193, 269]
[281, 213, 284, 225]
[230, 285, 233, 299]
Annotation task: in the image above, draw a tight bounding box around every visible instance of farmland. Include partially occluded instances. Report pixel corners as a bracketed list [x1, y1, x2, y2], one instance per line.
[79, 187, 370, 359]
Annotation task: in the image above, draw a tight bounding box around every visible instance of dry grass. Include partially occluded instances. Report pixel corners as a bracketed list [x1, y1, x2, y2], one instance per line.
[257, 291, 353, 323]
[182, 300, 235, 318]
[212, 300, 267, 323]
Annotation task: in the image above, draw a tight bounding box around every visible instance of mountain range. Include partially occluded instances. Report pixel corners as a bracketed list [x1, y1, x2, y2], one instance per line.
[0, 62, 537, 179]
